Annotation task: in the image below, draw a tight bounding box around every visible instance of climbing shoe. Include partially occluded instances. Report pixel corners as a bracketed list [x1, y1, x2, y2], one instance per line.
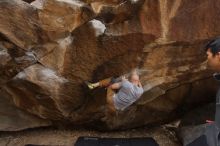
[84, 81, 96, 90]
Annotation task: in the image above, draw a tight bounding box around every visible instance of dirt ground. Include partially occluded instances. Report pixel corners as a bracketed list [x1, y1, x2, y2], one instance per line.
[0, 126, 181, 146]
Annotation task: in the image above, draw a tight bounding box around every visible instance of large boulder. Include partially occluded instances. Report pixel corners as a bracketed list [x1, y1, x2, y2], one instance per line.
[0, 0, 220, 130]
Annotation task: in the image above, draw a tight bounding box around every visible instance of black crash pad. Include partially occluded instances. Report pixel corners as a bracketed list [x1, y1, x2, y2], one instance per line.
[74, 136, 159, 146]
[25, 145, 60, 146]
[187, 135, 209, 146]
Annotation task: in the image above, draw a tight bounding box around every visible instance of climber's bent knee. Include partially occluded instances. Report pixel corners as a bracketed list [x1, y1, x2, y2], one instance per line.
[106, 87, 117, 113]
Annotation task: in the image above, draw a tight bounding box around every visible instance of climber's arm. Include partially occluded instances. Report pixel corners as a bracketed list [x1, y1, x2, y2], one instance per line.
[138, 80, 142, 88]
[110, 75, 128, 89]
[110, 82, 122, 90]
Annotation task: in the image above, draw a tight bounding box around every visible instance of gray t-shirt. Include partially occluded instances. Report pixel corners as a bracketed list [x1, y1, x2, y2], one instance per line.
[113, 80, 144, 111]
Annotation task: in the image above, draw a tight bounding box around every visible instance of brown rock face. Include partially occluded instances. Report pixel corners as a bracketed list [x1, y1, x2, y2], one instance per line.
[0, 0, 40, 50]
[0, 0, 219, 130]
[0, 89, 51, 131]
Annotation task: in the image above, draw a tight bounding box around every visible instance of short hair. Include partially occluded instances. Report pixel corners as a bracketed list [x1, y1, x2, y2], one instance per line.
[128, 69, 139, 81]
[205, 37, 220, 55]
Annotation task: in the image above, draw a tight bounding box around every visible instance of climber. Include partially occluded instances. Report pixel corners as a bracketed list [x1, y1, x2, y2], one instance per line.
[85, 70, 144, 113]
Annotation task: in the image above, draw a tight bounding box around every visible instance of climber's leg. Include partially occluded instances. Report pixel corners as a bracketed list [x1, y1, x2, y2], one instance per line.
[85, 77, 113, 90]
[99, 78, 112, 87]
[106, 87, 116, 114]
